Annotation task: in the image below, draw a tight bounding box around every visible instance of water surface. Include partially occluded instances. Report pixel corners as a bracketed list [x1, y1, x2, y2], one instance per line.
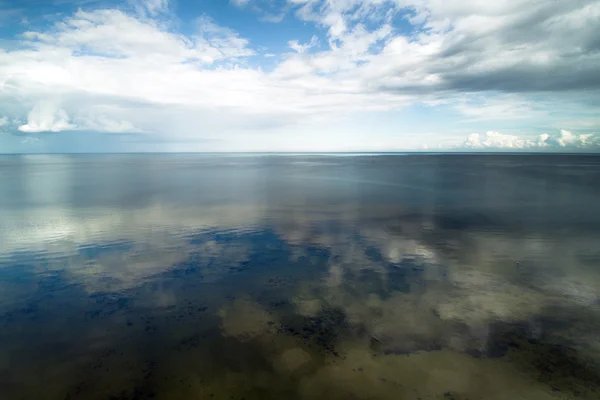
[1, 154, 599, 399]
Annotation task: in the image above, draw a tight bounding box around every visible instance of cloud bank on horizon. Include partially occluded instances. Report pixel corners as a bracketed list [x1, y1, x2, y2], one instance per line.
[0, 0, 599, 152]
[463, 130, 600, 150]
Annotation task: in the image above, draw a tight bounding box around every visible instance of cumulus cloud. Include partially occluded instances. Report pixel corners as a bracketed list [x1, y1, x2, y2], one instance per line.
[0, 116, 8, 127]
[18, 102, 76, 133]
[462, 130, 600, 150]
[538, 130, 600, 148]
[463, 131, 530, 149]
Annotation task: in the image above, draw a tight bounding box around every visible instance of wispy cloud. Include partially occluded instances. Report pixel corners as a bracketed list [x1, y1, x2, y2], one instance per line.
[131, 0, 170, 17]
[288, 35, 319, 53]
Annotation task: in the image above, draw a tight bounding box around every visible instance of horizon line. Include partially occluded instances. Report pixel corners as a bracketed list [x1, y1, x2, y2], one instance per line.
[1, 151, 600, 156]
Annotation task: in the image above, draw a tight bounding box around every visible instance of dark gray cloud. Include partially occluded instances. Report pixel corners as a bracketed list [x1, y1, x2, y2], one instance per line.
[442, 64, 600, 93]
[378, 0, 600, 94]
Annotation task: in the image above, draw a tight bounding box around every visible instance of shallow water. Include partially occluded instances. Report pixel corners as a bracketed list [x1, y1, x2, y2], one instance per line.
[1, 154, 599, 400]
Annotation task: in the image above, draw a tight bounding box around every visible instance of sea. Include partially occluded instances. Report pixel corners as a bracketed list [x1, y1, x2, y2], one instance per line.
[0, 154, 599, 400]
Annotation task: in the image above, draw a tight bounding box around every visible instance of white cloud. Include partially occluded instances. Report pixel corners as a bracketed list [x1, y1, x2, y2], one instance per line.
[0, 116, 8, 127]
[463, 131, 530, 149]
[462, 130, 600, 150]
[1, 8, 408, 142]
[18, 102, 76, 133]
[274, 22, 393, 78]
[288, 35, 319, 53]
[22, 10, 201, 60]
[195, 15, 255, 61]
[537, 129, 600, 148]
[1, 1, 600, 149]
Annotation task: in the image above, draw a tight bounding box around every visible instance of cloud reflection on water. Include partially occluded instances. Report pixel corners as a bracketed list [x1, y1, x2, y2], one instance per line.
[0, 155, 599, 399]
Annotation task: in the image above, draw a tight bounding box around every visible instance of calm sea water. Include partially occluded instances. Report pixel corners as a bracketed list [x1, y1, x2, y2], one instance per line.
[0, 154, 599, 400]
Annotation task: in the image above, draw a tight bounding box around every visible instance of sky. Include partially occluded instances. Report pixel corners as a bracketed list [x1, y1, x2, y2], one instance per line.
[0, 0, 599, 153]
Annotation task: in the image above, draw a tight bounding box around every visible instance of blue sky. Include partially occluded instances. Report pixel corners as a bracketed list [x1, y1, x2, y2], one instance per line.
[0, 0, 599, 152]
